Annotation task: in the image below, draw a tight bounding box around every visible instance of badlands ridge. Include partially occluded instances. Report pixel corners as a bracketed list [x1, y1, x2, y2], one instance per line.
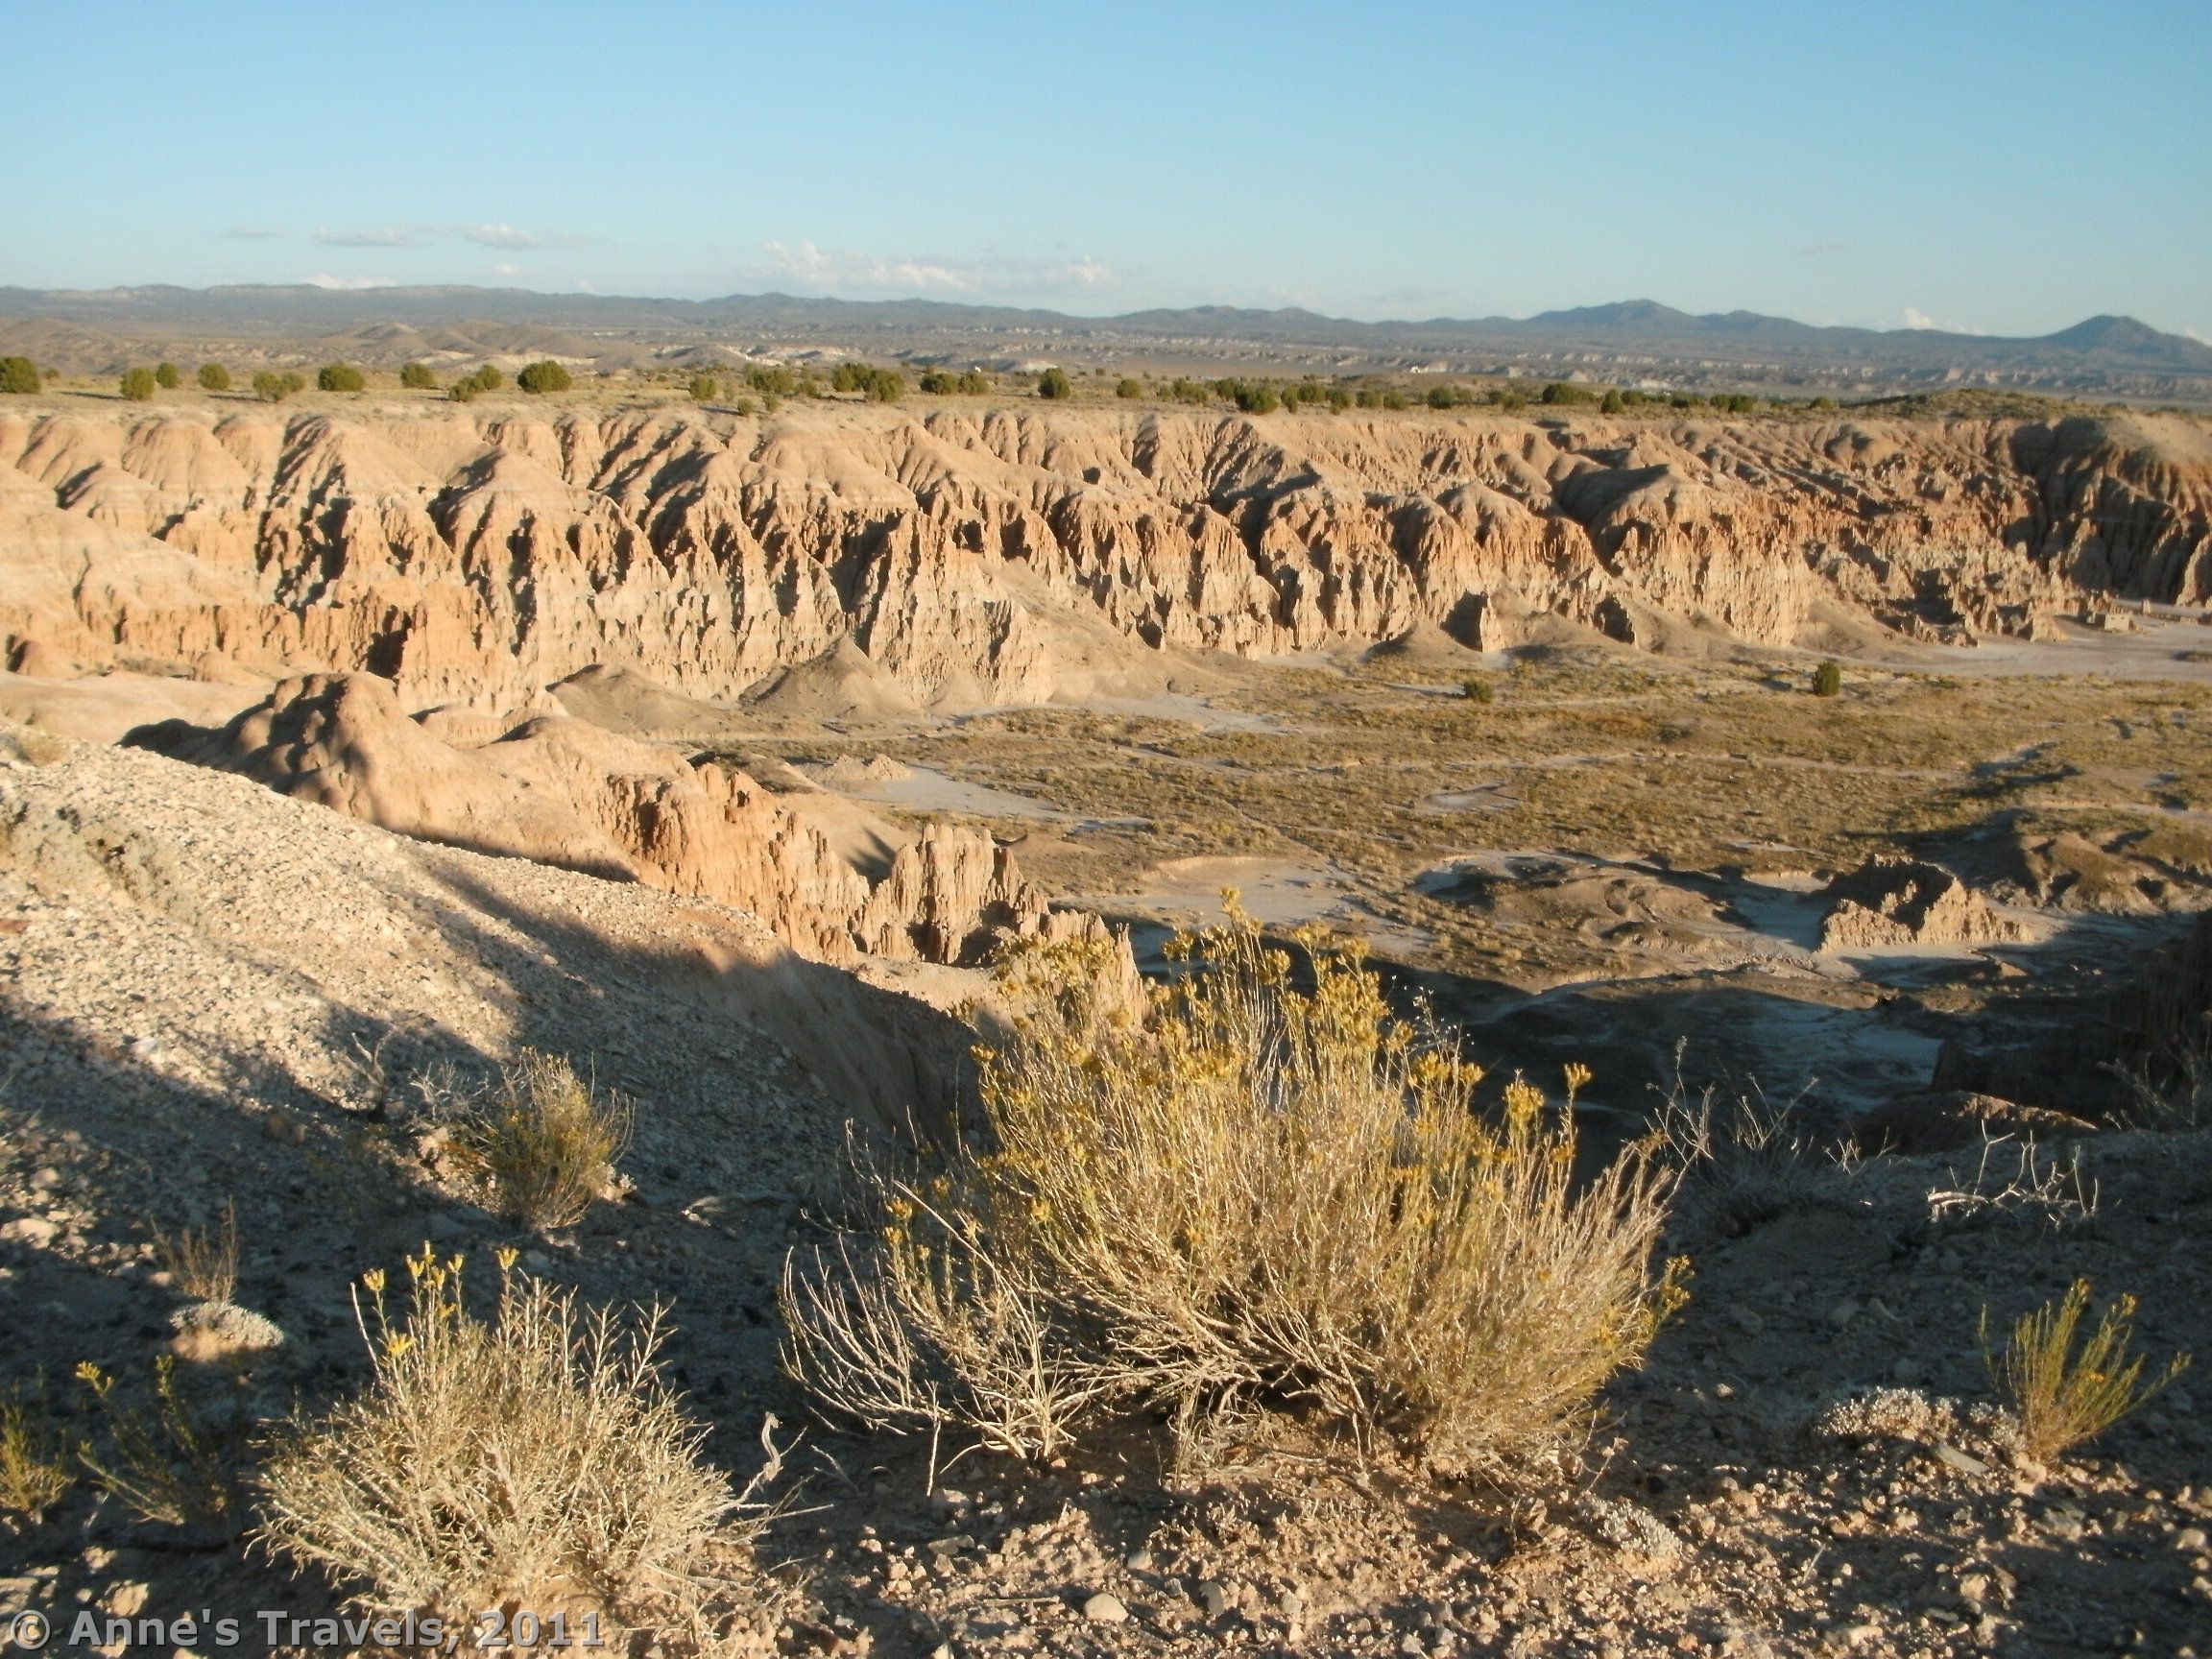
[3, 401, 2208, 716]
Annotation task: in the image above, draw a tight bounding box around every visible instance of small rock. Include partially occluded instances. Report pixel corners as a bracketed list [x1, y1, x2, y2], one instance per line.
[0, 1216, 58, 1247]
[1891, 1357, 1926, 1384]
[1081, 1593, 1129, 1624]
[1280, 1590, 1305, 1618]
[1827, 1300, 1862, 1331]
[1124, 1548, 1155, 1572]
[1727, 1304, 1763, 1335]
[1196, 1578, 1233, 1619]
[261, 1112, 305, 1145]
[1401, 1635, 1427, 1656]
[926, 1534, 975, 1556]
[1934, 1443, 1991, 1478]
[2177, 1527, 2209, 1551]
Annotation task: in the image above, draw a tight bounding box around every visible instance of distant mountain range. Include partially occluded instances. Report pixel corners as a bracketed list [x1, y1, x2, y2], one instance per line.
[2, 283, 2207, 399]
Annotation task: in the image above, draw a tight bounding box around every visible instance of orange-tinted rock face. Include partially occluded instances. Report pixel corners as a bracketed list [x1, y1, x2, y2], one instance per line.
[5, 403, 2209, 709]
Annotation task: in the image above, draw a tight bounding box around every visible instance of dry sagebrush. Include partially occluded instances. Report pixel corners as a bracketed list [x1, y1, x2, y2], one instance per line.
[784, 909, 1684, 1476]
[257, 1247, 769, 1636]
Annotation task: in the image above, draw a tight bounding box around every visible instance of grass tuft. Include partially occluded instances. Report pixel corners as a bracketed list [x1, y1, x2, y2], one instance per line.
[153, 1198, 239, 1305]
[451, 1049, 633, 1230]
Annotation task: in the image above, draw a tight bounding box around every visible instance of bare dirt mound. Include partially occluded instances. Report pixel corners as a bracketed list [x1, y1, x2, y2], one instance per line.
[550, 663, 748, 739]
[744, 637, 921, 720]
[1364, 618, 1481, 672]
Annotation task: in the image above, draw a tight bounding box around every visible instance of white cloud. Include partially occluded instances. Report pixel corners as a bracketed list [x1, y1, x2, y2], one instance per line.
[751, 240, 1115, 299]
[464, 224, 540, 249]
[2184, 326, 2210, 347]
[491, 262, 523, 278]
[1902, 306, 1983, 334]
[315, 225, 422, 248]
[304, 273, 398, 290]
[221, 226, 281, 240]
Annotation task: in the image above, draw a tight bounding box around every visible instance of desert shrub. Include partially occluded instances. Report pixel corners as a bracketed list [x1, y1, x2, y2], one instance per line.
[196, 362, 231, 392]
[398, 361, 437, 390]
[76, 1356, 252, 1530]
[447, 382, 477, 403]
[1492, 389, 1527, 413]
[955, 369, 990, 395]
[831, 361, 903, 399]
[1813, 660, 1843, 697]
[745, 363, 797, 397]
[1711, 393, 1759, 415]
[1116, 376, 1143, 399]
[1326, 385, 1352, 412]
[317, 362, 366, 394]
[120, 367, 156, 401]
[154, 361, 180, 389]
[1539, 381, 1596, 406]
[451, 1049, 632, 1230]
[1599, 389, 1624, 414]
[0, 1381, 73, 1525]
[687, 373, 719, 402]
[154, 1198, 239, 1305]
[517, 360, 571, 394]
[783, 910, 1683, 1476]
[257, 1249, 767, 1630]
[733, 395, 757, 416]
[251, 372, 286, 402]
[1461, 675, 1496, 705]
[1036, 367, 1072, 400]
[0, 356, 38, 395]
[1426, 385, 1458, 410]
[1983, 1280, 2189, 1463]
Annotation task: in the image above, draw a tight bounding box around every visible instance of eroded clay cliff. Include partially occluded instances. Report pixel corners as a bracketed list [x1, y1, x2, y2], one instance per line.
[129, 671, 1094, 967]
[3, 401, 2207, 712]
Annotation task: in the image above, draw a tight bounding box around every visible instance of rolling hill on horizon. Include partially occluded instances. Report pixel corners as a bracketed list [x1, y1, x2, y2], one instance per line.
[2, 282, 2207, 398]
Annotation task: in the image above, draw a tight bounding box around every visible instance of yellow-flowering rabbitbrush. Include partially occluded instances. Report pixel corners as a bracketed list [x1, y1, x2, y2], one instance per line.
[784, 902, 1684, 1477]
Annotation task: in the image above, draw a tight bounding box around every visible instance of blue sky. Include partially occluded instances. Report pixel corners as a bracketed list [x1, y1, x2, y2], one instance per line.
[7, 0, 2207, 338]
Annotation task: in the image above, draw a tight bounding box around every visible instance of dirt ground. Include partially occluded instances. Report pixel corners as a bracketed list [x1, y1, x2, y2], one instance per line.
[2, 637, 2209, 1657]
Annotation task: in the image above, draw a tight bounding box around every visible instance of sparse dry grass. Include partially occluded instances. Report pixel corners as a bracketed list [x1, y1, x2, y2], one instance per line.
[1982, 1279, 2190, 1463]
[767, 658, 2212, 987]
[257, 1248, 769, 1637]
[153, 1197, 238, 1305]
[451, 1049, 633, 1230]
[784, 909, 1684, 1478]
